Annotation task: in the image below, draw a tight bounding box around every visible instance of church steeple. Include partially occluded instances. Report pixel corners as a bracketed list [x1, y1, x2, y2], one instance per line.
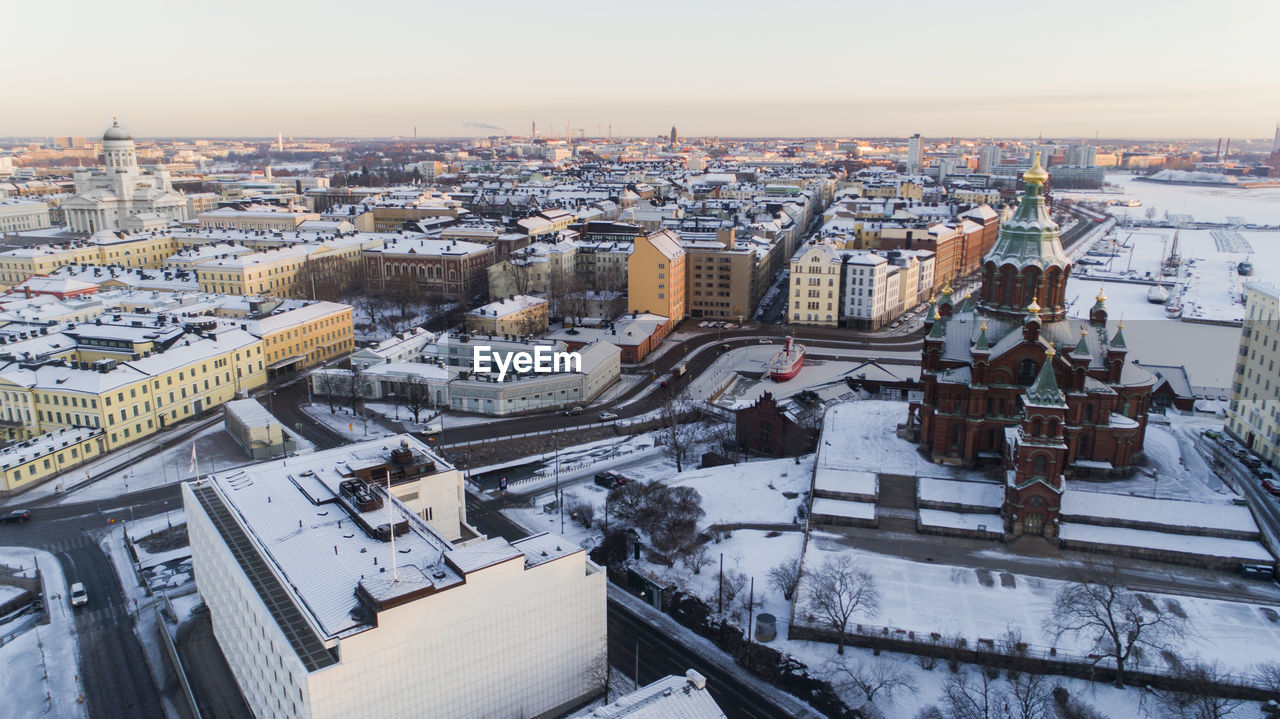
[978, 150, 1072, 322]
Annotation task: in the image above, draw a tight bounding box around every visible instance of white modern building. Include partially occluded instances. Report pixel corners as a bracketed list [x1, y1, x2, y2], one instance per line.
[185, 436, 606, 719]
[841, 252, 891, 328]
[0, 198, 52, 233]
[62, 118, 188, 233]
[571, 670, 726, 719]
[313, 339, 622, 416]
[978, 145, 1003, 174]
[907, 133, 923, 173]
[1228, 283, 1280, 468]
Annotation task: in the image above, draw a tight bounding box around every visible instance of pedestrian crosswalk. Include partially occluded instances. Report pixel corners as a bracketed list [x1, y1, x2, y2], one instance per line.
[41, 533, 95, 555]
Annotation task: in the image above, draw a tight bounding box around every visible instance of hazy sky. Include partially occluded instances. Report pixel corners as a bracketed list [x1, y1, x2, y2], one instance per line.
[7, 0, 1279, 139]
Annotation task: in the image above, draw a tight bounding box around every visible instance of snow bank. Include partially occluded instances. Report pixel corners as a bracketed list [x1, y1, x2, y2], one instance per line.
[1058, 523, 1272, 562]
[917, 477, 1002, 509]
[918, 509, 1003, 535]
[810, 498, 876, 521]
[1060, 490, 1257, 534]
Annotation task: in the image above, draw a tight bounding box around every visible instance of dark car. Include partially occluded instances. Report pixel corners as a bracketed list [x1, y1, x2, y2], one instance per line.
[1263, 480, 1280, 497]
[594, 472, 627, 490]
[3, 509, 31, 523]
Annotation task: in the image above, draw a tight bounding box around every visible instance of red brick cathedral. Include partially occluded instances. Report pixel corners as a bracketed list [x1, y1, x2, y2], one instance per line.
[907, 154, 1156, 538]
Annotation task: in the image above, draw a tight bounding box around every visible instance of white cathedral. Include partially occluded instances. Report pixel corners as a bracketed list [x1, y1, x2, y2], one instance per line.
[62, 117, 188, 234]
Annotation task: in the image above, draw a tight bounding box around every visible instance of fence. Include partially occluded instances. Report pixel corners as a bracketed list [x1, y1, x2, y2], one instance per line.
[154, 608, 202, 719]
[787, 620, 1273, 699]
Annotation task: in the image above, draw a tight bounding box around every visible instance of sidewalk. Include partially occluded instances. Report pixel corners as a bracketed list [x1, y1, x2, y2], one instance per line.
[7, 414, 224, 508]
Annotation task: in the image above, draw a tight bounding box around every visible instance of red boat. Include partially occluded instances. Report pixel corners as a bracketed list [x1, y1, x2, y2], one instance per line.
[769, 337, 805, 382]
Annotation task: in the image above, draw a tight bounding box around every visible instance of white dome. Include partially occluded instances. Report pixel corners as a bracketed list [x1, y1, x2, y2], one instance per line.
[103, 117, 132, 141]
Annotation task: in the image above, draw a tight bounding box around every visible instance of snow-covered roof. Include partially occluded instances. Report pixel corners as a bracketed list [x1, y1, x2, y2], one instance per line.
[574, 670, 725, 719]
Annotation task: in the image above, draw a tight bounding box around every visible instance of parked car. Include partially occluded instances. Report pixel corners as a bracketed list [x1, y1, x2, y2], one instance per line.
[1262, 479, 1280, 497]
[1241, 563, 1274, 580]
[594, 472, 628, 489]
[563, 406, 584, 416]
[758, 338, 773, 344]
[69, 582, 88, 607]
[598, 411, 618, 421]
[2, 509, 30, 523]
[1244, 456, 1263, 469]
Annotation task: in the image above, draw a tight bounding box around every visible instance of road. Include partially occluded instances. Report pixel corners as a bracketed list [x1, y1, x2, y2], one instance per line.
[608, 597, 792, 719]
[0, 517, 167, 719]
[264, 321, 929, 450]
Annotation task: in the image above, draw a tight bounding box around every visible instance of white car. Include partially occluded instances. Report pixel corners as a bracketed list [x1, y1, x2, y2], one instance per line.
[70, 582, 88, 607]
[599, 411, 619, 420]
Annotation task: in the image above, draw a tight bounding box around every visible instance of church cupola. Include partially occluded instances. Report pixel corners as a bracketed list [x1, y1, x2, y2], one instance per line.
[1021, 297, 1042, 341]
[1106, 321, 1128, 383]
[102, 115, 138, 174]
[978, 151, 1072, 323]
[1089, 284, 1109, 327]
[937, 283, 955, 318]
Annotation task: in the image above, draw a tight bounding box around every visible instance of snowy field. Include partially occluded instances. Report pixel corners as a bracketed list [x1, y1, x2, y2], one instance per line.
[819, 401, 957, 478]
[0, 548, 86, 719]
[1060, 173, 1280, 226]
[303, 403, 395, 440]
[799, 534, 1280, 676]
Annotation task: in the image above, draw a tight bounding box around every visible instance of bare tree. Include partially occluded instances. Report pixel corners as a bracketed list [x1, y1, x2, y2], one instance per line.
[718, 569, 748, 613]
[680, 543, 712, 575]
[1157, 662, 1248, 719]
[1253, 660, 1280, 696]
[314, 372, 343, 413]
[500, 252, 535, 296]
[822, 655, 917, 709]
[397, 374, 432, 424]
[1004, 672, 1053, 719]
[1046, 562, 1186, 687]
[657, 390, 699, 473]
[941, 672, 998, 719]
[768, 557, 803, 601]
[804, 555, 880, 654]
[563, 493, 596, 530]
[341, 364, 366, 414]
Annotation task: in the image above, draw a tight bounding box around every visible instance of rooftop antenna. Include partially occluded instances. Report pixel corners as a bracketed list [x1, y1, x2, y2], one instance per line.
[387, 471, 399, 582]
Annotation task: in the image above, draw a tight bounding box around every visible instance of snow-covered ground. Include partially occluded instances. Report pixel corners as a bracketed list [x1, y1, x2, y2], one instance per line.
[303, 403, 395, 440]
[21, 423, 260, 505]
[820, 401, 956, 478]
[798, 534, 1280, 677]
[1093, 173, 1280, 226]
[0, 547, 87, 719]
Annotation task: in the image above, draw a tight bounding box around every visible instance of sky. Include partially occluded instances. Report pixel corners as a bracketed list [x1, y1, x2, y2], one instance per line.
[6, 0, 1280, 139]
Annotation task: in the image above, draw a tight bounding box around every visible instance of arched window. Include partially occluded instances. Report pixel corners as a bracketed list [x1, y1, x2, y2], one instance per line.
[1024, 268, 1042, 305]
[1032, 455, 1048, 476]
[1031, 417, 1043, 436]
[1048, 418, 1060, 436]
[949, 425, 962, 449]
[1018, 359, 1037, 386]
[1083, 404, 1094, 423]
[1002, 267, 1016, 306]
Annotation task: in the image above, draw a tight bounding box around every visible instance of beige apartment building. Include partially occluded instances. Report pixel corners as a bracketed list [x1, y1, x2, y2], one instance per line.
[627, 230, 686, 328]
[788, 244, 843, 326]
[465, 295, 549, 336]
[1228, 282, 1280, 468]
[197, 206, 320, 231]
[682, 229, 769, 321]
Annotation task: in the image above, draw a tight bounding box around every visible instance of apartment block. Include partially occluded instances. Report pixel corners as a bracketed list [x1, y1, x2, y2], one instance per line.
[1228, 283, 1280, 468]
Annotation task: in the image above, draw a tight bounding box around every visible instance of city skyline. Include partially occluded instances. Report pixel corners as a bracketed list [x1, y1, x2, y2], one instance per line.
[6, 0, 1279, 138]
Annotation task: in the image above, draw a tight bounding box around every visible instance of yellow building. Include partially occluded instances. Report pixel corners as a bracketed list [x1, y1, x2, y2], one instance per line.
[465, 295, 549, 336]
[240, 301, 356, 376]
[0, 323, 267, 453]
[198, 207, 320, 231]
[627, 230, 686, 327]
[0, 230, 182, 289]
[788, 244, 843, 327]
[0, 427, 107, 496]
[196, 235, 379, 298]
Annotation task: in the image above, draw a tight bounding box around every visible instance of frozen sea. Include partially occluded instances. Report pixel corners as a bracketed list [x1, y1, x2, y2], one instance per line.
[1056, 173, 1280, 389]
